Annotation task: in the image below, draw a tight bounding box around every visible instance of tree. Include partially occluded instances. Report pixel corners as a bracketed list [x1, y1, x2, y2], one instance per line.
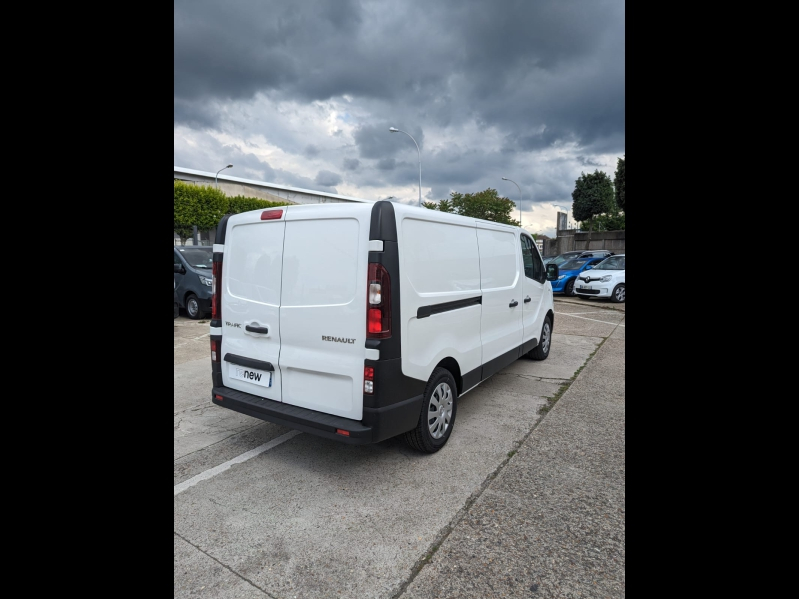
[423, 188, 519, 225]
[571, 170, 615, 247]
[614, 156, 625, 212]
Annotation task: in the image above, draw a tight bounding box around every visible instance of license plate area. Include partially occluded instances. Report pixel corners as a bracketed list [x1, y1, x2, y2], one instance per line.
[228, 363, 272, 387]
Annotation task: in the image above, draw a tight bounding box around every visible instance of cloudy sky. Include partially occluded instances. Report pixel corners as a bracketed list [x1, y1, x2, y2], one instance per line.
[174, 0, 624, 238]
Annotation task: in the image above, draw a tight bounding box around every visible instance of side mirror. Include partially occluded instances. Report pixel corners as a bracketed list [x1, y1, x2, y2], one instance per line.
[546, 264, 559, 281]
[174, 264, 185, 274]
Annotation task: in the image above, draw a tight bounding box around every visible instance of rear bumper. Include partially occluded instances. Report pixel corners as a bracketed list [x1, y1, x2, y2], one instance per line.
[211, 385, 423, 445]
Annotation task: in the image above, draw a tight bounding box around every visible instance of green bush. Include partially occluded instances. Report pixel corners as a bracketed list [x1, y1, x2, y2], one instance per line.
[227, 195, 291, 215]
[174, 181, 293, 243]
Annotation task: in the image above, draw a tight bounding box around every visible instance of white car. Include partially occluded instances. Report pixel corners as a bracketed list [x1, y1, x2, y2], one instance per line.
[574, 254, 625, 302]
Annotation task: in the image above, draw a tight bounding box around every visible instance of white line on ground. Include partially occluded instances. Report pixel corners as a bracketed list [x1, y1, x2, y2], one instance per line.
[174, 430, 303, 496]
[560, 311, 620, 316]
[555, 312, 625, 327]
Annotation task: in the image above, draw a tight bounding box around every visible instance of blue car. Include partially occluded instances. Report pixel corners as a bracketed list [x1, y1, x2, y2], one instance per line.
[550, 256, 607, 296]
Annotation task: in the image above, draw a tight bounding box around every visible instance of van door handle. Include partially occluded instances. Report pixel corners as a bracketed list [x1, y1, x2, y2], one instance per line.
[245, 325, 269, 334]
[509, 300, 518, 308]
[524, 296, 531, 303]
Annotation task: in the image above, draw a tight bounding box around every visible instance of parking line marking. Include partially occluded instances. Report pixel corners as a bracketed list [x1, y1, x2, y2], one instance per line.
[174, 430, 302, 496]
[555, 312, 625, 327]
[561, 311, 620, 316]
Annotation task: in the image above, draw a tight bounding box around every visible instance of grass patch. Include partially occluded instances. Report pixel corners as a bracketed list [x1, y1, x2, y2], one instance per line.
[507, 449, 517, 458]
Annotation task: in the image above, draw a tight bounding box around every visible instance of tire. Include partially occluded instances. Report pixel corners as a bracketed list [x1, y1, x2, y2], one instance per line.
[611, 284, 625, 303]
[528, 315, 553, 361]
[564, 278, 576, 296]
[403, 367, 458, 453]
[185, 293, 206, 319]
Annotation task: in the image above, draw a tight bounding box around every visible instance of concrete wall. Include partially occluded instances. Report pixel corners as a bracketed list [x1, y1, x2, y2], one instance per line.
[544, 229, 625, 256]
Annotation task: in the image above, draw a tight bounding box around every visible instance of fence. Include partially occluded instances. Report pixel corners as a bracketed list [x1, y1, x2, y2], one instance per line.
[543, 229, 625, 257]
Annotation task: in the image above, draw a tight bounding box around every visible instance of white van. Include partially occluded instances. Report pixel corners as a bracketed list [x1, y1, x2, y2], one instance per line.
[208, 201, 560, 453]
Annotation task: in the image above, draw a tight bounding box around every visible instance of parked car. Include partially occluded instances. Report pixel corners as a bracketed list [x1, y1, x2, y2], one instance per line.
[174, 246, 214, 319]
[574, 254, 625, 302]
[578, 250, 614, 259]
[550, 256, 607, 296]
[209, 201, 560, 453]
[541, 255, 557, 265]
[545, 251, 585, 268]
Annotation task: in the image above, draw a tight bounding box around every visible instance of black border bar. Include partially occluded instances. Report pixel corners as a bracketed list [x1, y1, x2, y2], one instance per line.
[417, 296, 482, 319]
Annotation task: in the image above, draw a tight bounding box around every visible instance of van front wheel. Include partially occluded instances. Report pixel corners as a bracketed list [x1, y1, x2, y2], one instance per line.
[403, 367, 458, 454]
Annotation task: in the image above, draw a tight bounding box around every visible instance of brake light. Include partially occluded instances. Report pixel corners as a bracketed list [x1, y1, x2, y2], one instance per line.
[366, 263, 391, 338]
[364, 365, 374, 394]
[212, 259, 222, 320]
[261, 209, 283, 220]
[210, 338, 220, 363]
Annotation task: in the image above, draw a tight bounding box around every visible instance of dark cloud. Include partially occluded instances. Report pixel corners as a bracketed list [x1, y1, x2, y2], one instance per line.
[342, 158, 360, 171]
[314, 170, 342, 186]
[175, 0, 624, 232]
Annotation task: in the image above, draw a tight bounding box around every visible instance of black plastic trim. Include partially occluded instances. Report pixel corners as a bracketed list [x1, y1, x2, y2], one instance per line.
[521, 337, 539, 356]
[369, 200, 397, 241]
[211, 362, 223, 388]
[481, 345, 522, 380]
[462, 367, 481, 392]
[362, 394, 424, 443]
[210, 334, 222, 342]
[363, 357, 426, 409]
[216, 213, 232, 245]
[212, 386, 373, 444]
[417, 296, 482, 319]
[210, 319, 222, 329]
[367, 201, 402, 360]
[223, 353, 275, 372]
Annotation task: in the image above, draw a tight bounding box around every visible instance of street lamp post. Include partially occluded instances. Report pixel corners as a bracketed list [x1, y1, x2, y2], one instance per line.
[215, 164, 233, 188]
[389, 127, 421, 206]
[501, 177, 522, 226]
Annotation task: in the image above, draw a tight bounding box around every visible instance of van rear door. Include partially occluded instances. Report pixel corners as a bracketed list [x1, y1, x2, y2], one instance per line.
[220, 209, 286, 402]
[278, 205, 370, 421]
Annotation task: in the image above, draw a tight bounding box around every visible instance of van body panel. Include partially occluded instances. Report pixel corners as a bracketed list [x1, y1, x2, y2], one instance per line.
[475, 225, 524, 366]
[279, 206, 371, 420]
[396, 209, 482, 382]
[220, 215, 286, 401]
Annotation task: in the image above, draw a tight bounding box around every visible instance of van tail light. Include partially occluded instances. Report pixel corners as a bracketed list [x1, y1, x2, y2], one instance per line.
[366, 263, 391, 338]
[212, 259, 222, 320]
[210, 338, 221, 363]
[364, 365, 374, 394]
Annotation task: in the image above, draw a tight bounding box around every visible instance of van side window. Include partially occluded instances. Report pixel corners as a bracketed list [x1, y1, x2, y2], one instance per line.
[521, 236, 536, 280]
[521, 236, 545, 283]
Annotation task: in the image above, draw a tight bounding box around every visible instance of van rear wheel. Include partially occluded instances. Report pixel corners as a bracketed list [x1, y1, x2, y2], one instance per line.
[403, 367, 458, 453]
[185, 293, 206, 319]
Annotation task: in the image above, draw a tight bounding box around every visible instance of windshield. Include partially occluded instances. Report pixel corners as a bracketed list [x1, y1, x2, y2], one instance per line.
[594, 256, 625, 270]
[560, 259, 590, 271]
[178, 248, 213, 269]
